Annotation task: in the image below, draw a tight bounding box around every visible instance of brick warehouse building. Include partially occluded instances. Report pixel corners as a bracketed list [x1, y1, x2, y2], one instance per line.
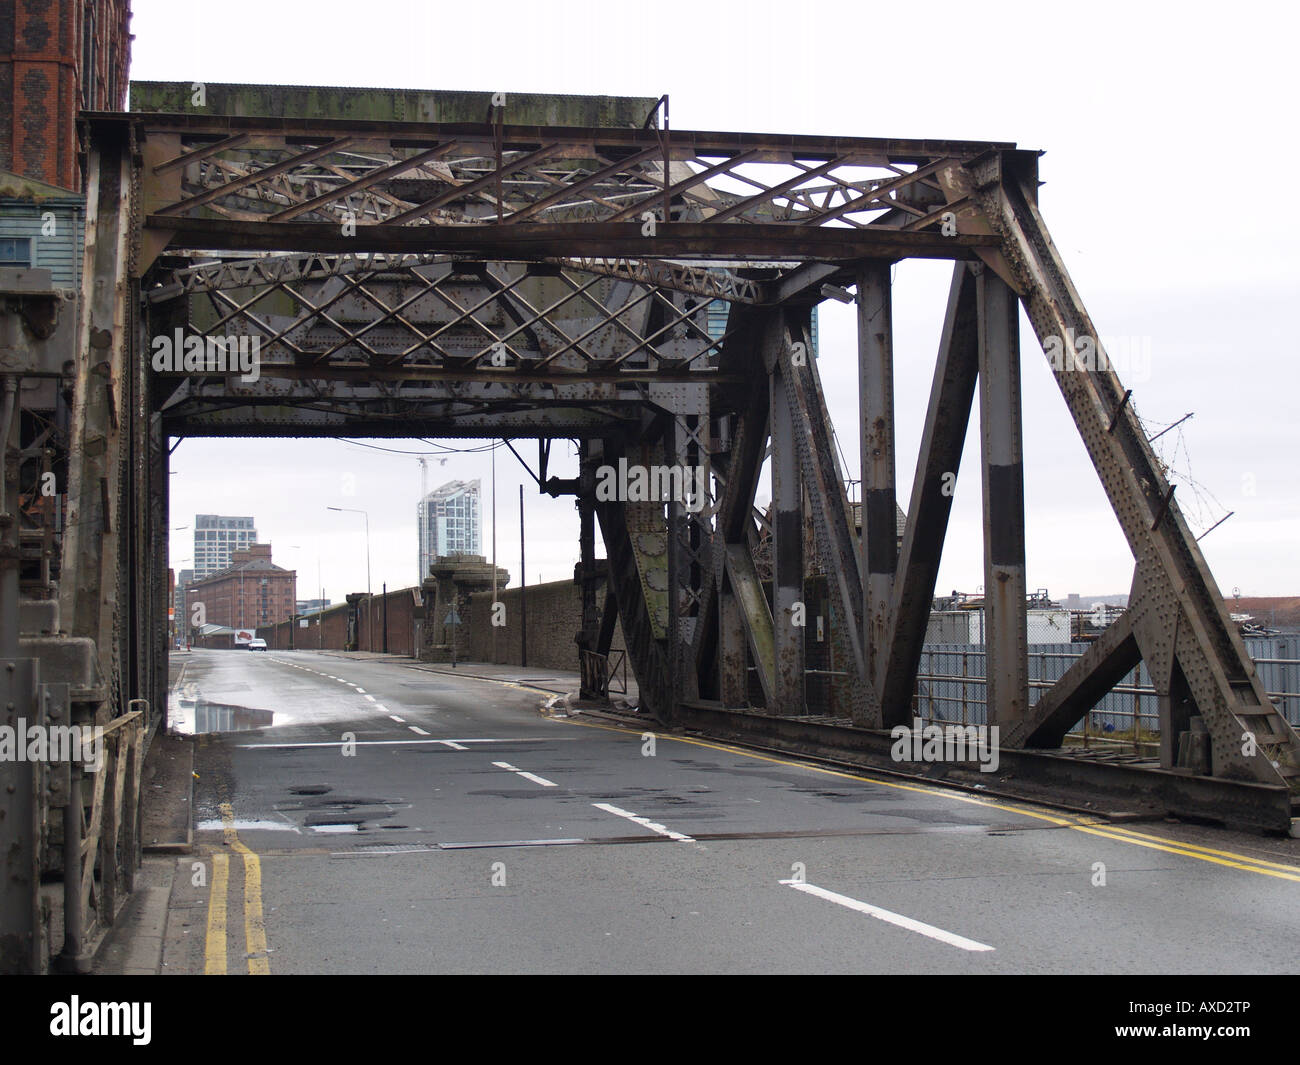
[184, 545, 297, 633]
[2, 1, 132, 191]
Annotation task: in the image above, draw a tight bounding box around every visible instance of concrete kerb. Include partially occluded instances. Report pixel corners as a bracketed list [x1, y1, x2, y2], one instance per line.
[92, 856, 178, 976]
[565, 701, 1160, 826]
[403, 661, 571, 699]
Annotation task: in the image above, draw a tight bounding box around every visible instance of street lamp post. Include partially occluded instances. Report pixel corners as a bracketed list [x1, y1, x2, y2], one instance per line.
[326, 507, 371, 595]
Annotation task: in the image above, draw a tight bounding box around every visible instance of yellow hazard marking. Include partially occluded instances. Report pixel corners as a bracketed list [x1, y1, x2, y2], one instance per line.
[1070, 825, 1300, 882]
[558, 717, 1300, 881]
[203, 852, 229, 975]
[219, 801, 271, 974]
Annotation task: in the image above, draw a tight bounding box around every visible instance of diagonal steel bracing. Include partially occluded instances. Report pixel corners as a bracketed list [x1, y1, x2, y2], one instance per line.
[960, 155, 1300, 787]
[877, 263, 981, 724]
[772, 313, 875, 725]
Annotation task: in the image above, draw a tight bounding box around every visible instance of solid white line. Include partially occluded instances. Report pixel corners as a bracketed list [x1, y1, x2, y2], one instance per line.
[409, 726, 430, 736]
[389, 715, 406, 723]
[778, 880, 994, 952]
[235, 738, 557, 748]
[592, 802, 695, 842]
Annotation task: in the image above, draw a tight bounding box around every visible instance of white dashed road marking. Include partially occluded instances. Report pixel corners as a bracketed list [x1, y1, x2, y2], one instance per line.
[592, 802, 695, 843]
[778, 880, 995, 952]
[493, 761, 558, 787]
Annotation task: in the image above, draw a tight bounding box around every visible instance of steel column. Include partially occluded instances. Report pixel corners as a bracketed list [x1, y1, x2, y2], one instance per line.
[770, 359, 805, 715]
[857, 263, 897, 691]
[577, 443, 601, 699]
[693, 305, 771, 704]
[0, 659, 41, 972]
[62, 132, 133, 712]
[977, 266, 1030, 729]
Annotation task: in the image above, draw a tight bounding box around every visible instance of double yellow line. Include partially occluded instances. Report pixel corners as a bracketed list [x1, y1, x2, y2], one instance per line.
[562, 717, 1300, 883]
[204, 802, 271, 974]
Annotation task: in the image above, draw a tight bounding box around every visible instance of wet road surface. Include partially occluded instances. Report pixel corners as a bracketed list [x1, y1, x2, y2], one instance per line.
[159, 650, 1300, 974]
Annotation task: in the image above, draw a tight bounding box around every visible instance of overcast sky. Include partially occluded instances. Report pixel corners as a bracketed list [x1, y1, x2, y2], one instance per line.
[134, 0, 1299, 606]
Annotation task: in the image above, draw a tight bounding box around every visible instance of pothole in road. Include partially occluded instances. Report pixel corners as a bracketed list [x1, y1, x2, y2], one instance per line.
[278, 795, 396, 810]
[288, 785, 333, 795]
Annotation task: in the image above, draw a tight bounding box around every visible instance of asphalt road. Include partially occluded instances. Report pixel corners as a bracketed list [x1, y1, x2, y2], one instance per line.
[158, 649, 1300, 974]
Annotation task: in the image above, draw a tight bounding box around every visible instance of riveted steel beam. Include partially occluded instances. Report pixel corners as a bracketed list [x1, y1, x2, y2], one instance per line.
[145, 217, 999, 262]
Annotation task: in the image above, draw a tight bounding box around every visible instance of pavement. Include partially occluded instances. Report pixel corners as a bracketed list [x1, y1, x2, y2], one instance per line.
[96, 648, 1300, 975]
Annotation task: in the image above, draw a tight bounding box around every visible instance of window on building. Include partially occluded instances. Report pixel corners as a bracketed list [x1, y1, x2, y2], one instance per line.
[82, 8, 96, 109]
[0, 238, 32, 268]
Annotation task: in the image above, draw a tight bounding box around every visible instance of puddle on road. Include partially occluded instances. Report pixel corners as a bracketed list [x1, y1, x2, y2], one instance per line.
[169, 693, 276, 736]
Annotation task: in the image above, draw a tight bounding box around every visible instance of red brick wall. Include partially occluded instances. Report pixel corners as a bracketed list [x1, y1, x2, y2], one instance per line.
[2, 0, 131, 190]
[355, 587, 421, 657]
[186, 568, 297, 629]
[258, 587, 424, 655]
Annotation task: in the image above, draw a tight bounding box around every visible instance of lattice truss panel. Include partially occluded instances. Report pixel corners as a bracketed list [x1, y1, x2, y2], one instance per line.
[155, 255, 718, 372]
[145, 253, 738, 436]
[145, 123, 993, 233]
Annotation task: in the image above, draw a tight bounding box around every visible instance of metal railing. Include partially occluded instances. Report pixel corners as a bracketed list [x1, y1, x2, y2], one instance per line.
[910, 641, 1300, 754]
[579, 648, 628, 700]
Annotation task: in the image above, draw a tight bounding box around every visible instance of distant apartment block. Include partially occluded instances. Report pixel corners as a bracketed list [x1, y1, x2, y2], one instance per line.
[185, 545, 296, 630]
[418, 479, 481, 580]
[194, 514, 258, 579]
[174, 568, 194, 628]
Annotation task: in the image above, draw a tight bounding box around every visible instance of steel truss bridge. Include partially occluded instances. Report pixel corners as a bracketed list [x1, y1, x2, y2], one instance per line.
[3, 99, 1297, 970]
